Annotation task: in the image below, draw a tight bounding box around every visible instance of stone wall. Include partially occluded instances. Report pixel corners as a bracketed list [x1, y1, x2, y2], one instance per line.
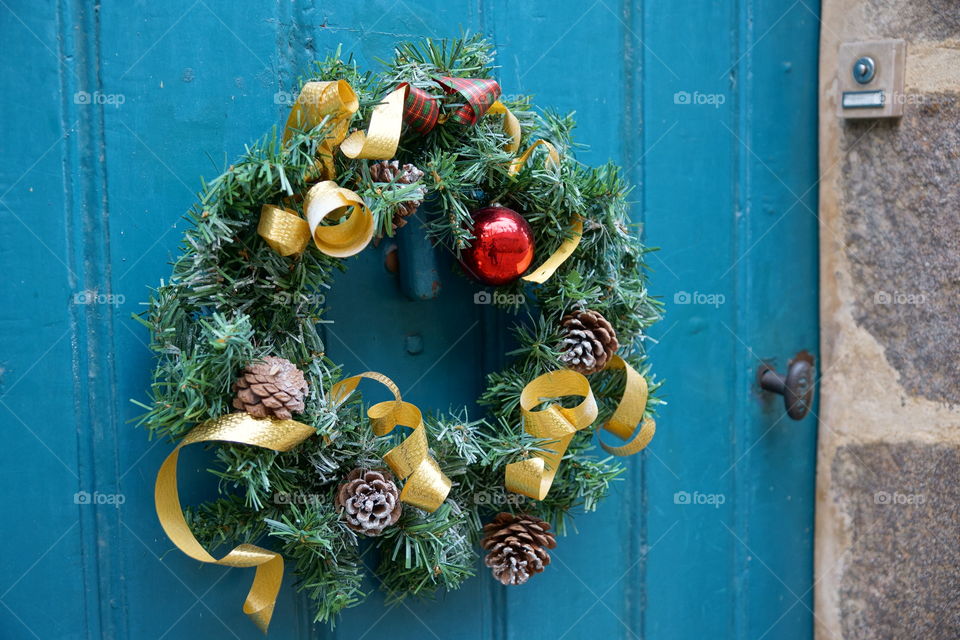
[816, 1, 960, 638]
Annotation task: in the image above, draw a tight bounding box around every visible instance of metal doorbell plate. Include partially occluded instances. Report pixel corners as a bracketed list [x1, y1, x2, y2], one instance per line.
[837, 40, 906, 119]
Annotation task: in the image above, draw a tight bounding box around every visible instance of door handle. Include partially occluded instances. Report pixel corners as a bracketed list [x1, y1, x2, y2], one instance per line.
[757, 350, 815, 420]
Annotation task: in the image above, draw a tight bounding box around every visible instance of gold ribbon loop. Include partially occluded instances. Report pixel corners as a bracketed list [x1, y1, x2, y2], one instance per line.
[339, 87, 406, 160]
[596, 354, 657, 456]
[506, 369, 598, 500]
[154, 413, 315, 634]
[257, 205, 311, 256]
[329, 372, 451, 512]
[506, 355, 655, 500]
[303, 181, 374, 258]
[283, 80, 359, 144]
[282, 81, 404, 179]
[283, 80, 359, 180]
[257, 181, 376, 259]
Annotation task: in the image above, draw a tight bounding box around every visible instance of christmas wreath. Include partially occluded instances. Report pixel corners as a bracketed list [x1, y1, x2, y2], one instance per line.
[138, 35, 663, 632]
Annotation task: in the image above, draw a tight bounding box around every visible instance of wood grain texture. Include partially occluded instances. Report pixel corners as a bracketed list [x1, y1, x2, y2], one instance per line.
[0, 1, 819, 638]
[643, 1, 820, 639]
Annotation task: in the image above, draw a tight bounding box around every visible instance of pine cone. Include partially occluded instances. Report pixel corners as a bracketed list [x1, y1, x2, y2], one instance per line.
[558, 309, 620, 375]
[232, 356, 308, 420]
[481, 512, 557, 586]
[335, 469, 403, 536]
[370, 160, 426, 232]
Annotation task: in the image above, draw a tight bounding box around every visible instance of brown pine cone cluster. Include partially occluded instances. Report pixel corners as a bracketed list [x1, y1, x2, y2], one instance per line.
[369, 160, 426, 232]
[335, 469, 403, 536]
[558, 309, 619, 375]
[481, 512, 557, 586]
[232, 356, 308, 420]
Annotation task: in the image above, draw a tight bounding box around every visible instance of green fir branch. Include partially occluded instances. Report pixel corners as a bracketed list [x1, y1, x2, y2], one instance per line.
[135, 33, 663, 623]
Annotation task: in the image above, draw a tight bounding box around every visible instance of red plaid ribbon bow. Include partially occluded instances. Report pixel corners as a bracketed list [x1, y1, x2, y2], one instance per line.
[401, 77, 502, 135]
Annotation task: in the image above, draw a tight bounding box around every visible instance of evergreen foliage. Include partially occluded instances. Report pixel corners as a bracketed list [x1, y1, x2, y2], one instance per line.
[138, 34, 662, 624]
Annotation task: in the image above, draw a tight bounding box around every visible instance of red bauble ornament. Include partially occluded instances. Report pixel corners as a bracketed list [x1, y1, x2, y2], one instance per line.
[460, 206, 535, 286]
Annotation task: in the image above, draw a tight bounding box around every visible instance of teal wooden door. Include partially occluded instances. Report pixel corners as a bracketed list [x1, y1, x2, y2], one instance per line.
[0, 1, 818, 638]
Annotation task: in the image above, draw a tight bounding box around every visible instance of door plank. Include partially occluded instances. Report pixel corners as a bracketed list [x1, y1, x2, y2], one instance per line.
[642, 2, 742, 637]
[643, 1, 819, 639]
[734, 2, 819, 638]
[0, 1, 111, 639]
[101, 1, 305, 638]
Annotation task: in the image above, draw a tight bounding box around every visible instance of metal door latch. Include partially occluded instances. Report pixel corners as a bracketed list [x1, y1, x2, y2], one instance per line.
[758, 351, 815, 420]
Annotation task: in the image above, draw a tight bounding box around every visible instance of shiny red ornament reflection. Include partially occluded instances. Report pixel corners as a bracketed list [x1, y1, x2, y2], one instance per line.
[460, 206, 535, 286]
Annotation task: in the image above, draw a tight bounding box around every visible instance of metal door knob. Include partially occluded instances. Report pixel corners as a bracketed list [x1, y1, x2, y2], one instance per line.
[758, 350, 815, 420]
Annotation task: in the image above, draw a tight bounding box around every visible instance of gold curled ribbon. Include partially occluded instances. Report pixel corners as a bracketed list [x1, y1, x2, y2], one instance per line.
[487, 100, 521, 153]
[283, 80, 358, 144]
[330, 372, 451, 512]
[257, 205, 311, 256]
[303, 181, 374, 258]
[283, 80, 359, 180]
[505, 354, 655, 500]
[257, 181, 375, 259]
[154, 413, 315, 634]
[508, 138, 560, 176]
[505, 369, 598, 500]
[339, 87, 406, 160]
[500, 135, 576, 285]
[522, 215, 583, 284]
[283, 82, 404, 175]
[596, 354, 657, 455]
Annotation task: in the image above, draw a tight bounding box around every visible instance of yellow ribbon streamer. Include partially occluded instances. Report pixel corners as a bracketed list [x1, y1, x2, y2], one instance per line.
[506, 369, 598, 500]
[500, 135, 577, 285]
[303, 180, 374, 258]
[283, 81, 404, 177]
[505, 354, 655, 500]
[257, 205, 311, 256]
[596, 355, 657, 456]
[488, 100, 521, 153]
[508, 138, 560, 176]
[256, 181, 374, 259]
[154, 412, 315, 634]
[283, 80, 359, 180]
[522, 215, 583, 284]
[283, 80, 358, 144]
[330, 372, 451, 512]
[339, 87, 406, 160]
